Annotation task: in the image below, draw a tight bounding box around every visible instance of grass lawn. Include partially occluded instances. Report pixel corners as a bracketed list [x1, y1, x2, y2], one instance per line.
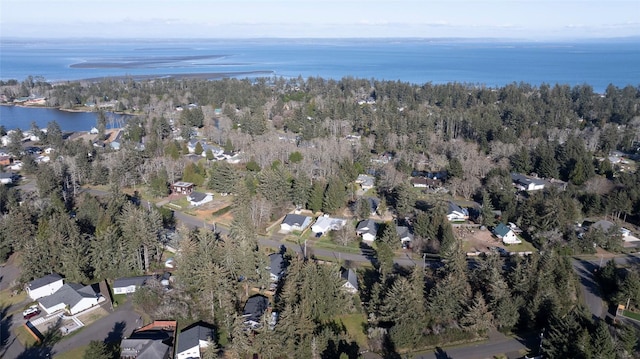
[312, 237, 362, 254]
[504, 239, 537, 253]
[0, 288, 27, 308]
[336, 313, 368, 347]
[170, 197, 190, 210]
[624, 310, 640, 321]
[112, 294, 128, 307]
[14, 325, 39, 347]
[54, 345, 89, 359]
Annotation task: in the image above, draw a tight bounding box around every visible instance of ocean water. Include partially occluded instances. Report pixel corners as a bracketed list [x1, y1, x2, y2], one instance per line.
[0, 105, 129, 132]
[1, 38, 639, 131]
[1, 38, 639, 92]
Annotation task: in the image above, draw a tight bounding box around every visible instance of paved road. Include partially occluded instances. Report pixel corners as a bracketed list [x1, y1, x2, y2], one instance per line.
[414, 333, 537, 359]
[572, 259, 605, 319]
[571, 254, 640, 320]
[52, 300, 140, 357]
[0, 254, 26, 359]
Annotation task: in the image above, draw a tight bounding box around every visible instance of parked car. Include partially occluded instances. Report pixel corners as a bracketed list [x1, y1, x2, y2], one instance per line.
[22, 306, 40, 320]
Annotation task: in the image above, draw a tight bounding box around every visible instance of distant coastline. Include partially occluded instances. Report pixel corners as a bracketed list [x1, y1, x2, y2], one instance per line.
[56, 70, 276, 84]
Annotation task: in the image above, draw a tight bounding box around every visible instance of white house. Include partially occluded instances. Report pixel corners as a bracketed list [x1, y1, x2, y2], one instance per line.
[340, 268, 358, 294]
[176, 324, 216, 359]
[355, 174, 375, 190]
[494, 223, 521, 244]
[396, 226, 414, 247]
[311, 216, 347, 235]
[26, 273, 64, 300]
[511, 173, 546, 191]
[38, 283, 102, 315]
[446, 202, 469, 222]
[356, 219, 378, 243]
[112, 276, 151, 295]
[280, 214, 312, 233]
[267, 253, 285, 282]
[188, 192, 214, 206]
[0, 172, 14, 185]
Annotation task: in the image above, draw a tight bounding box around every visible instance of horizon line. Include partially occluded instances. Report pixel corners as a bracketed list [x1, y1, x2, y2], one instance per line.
[2, 35, 640, 42]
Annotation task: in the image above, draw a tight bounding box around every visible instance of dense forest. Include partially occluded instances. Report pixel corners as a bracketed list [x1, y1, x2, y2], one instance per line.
[0, 76, 639, 358]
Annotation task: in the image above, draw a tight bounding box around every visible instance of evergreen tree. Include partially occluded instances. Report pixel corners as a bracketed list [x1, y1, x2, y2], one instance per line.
[447, 157, 463, 179]
[290, 174, 311, 209]
[393, 183, 415, 218]
[208, 162, 238, 194]
[83, 340, 113, 359]
[322, 177, 346, 214]
[460, 292, 493, 334]
[194, 141, 204, 155]
[591, 320, 615, 359]
[481, 191, 497, 227]
[305, 180, 325, 213]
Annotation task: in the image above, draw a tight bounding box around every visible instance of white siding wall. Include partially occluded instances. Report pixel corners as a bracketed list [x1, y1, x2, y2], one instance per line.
[28, 280, 64, 300]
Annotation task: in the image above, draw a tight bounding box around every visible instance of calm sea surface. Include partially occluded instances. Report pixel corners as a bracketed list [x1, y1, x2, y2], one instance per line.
[1, 38, 639, 131]
[0, 105, 128, 132]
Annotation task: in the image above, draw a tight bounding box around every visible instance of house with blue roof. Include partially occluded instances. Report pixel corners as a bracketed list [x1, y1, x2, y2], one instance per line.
[493, 223, 521, 244]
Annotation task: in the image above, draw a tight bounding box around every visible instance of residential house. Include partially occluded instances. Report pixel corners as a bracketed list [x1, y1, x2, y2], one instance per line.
[493, 223, 521, 244]
[0, 156, 12, 166]
[26, 273, 64, 300]
[411, 177, 428, 188]
[0, 172, 15, 185]
[120, 320, 177, 359]
[187, 139, 200, 154]
[311, 215, 347, 235]
[446, 202, 469, 222]
[109, 130, 123, 151]
[7, 161, 23, 171]
[38, 283, 102, 315]
[113, 276, 152, 295]
[176, 323, 216, 359]
[591, 220, 615, 233]
[365, 197, 380, 216]
[201, 144, 224, 158]
[356, 219, 378, 243]
[267, 253, 285, 282]
[188, 192, 214, 206]
[396, 226, 414, 247]
[171, 181, 194, 195]
[355, 174, 375, 190]
[243, 295, 269, 329]
[511, 173, 545, 191]
[340, 268, 358, 294]
[411, 176, 443, 189]
[280, 214, 312, 233]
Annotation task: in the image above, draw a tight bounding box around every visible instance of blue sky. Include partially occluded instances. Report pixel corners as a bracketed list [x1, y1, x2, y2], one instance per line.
[1, 0, 639, 39]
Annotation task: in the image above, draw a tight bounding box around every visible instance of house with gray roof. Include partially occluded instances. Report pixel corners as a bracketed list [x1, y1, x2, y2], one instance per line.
[187, 191, 214, 206]
[446, 201, 469, 222]
[280, 214, 312, 233]
[396, 226, 414, 247]
[340, 268, 358, 294]
[243, 295, 269, 329]
[356, 219, 378, 243]
[176, 323, 216, 359]
[267, 253, 286, 282]
[26, 273, 64, 300]
[511, 173, 546, 191]
[120, 320, 177, 359]
[38, 283, 102, 315]
[113, 276, 152, 295]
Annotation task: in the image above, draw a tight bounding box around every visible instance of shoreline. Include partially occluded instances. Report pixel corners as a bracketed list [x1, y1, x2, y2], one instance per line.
[0, 102, 136, 116]
[55, 70, 276, 84]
